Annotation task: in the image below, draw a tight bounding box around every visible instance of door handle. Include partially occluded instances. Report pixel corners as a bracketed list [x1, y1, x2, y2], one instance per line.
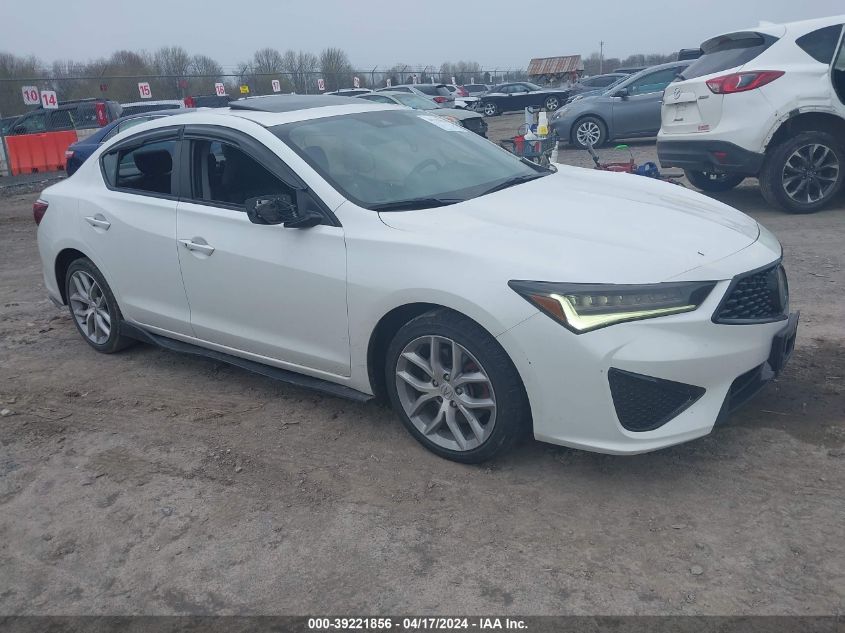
[179, 239, 215, 255]
[84, 215, 110, 230]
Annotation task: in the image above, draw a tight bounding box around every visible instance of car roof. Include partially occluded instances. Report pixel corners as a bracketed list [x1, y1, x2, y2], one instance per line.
[228, 94, 365, 112]
[726, 14, 845, 39]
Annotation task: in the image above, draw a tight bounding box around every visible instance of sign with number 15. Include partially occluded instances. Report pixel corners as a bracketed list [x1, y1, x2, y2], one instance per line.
[138, 82, 152, 99]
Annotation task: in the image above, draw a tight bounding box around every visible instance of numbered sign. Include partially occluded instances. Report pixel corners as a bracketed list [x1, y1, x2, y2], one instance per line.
[317, 78, 325, 92]
[21, 86, 40, 105]
[386, 78, 392, 87]
[271, 79, 281, 93]
[138, 82, 152, 99]
[239, 85, 250, 94]
[451, 76, 456, 85]
[471, 76, 475, 84]
[214, 82, 226, 96]
[411, 74, 418, 84]
[40, 90, 58, 109]
[353, 76, 360, 89]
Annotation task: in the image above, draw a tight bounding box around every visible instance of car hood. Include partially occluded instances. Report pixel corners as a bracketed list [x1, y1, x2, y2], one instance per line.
[378, 167, 761, 283]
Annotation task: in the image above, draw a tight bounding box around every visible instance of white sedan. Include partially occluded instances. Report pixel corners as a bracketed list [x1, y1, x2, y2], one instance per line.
[35, 95, 798, 463]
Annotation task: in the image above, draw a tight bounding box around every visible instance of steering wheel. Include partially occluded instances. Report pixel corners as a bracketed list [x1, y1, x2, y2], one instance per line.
[407, 158, 441, 181]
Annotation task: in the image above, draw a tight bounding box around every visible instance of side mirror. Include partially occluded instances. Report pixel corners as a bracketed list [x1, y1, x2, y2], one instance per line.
[245, 194, 322, 229]
[613, 88, 629, 99]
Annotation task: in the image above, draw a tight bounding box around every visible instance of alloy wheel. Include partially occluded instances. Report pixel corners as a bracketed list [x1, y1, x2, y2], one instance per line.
[545, 97, 559, 111]
[68, 270, 111, 345]
[576, 121, 602, 147]
[395, 335, 497, 452]
[483, 103, 497, 116]
[782, 143, 840, 204]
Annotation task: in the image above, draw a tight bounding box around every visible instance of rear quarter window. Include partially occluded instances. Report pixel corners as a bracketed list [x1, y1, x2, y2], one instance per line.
[683, 32, 779, 79]
[796, 24, 844, 64]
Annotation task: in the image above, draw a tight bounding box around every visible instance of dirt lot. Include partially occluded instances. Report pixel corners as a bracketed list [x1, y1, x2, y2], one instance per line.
[1, 117, 843, 615]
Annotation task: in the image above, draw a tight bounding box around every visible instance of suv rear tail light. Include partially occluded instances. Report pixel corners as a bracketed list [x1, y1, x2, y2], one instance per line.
[433, 96, 448, 103]
[64, 149, 75, 159]
[705, 71, 784, 94]
[457, 87, 469, 97]
[183, 96, 195, 108]
[95, 102, 108, 126]
[33, 199, 48, 225]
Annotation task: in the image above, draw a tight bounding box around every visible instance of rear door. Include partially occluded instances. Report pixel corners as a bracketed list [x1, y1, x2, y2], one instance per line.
[661, 32, 780, 135]
[613, 66, 686, 136]
[175, 126, 350, 375]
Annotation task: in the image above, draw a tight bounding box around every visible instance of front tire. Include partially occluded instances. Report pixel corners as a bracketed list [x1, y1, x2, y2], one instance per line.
[65, 258, 134, 353]
[482, 101, 498, 117]
[571, 116, 607, 149]
[385, 310, 530, 463]
[684, 170, 745, 192]
[544, 96, 560, 111]
[759, 131, 844, 214]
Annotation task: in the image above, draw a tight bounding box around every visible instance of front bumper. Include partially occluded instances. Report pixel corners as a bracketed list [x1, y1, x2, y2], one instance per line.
[657, 139, 764, 176]
[497, 278, 797, 455]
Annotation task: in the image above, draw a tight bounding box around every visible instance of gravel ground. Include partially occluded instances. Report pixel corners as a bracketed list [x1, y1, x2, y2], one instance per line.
[0, 118, 843, 615]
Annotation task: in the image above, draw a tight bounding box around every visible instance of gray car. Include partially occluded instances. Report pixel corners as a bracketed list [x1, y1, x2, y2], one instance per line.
[376, 83, 455, 107]
[358, 91, 488, 137]
[550, 61, 689, 148]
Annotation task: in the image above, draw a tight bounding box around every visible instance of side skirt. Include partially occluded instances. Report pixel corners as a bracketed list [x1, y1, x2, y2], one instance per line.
[120, 323, 373, 403]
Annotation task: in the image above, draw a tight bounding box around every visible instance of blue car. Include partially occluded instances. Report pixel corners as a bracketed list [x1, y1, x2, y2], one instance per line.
[65, 109, 191, 176]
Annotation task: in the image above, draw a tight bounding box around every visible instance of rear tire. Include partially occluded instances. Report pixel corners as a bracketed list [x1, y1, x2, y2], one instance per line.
[684, 170, 745, 192]
[482, 101, 499, 117]
[65, 258, 135, 354]
[571, 116, 607, 149]
[385, 309, 530, 463]
[544, 96, 561, 111]
[759, 130, 844, 214]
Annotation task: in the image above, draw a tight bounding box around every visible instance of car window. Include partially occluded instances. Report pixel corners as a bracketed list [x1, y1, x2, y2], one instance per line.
[628, 67, 685, 95]
[394, 93, 439, 109]
[49, 109, 75, 130]
[596, 76, 620, 86]
[834, 32, 845, 103]
[191, 140, 295, 208]
[107, 139, 176, 195]
[414, 85, 436, 95]
[362, 94, 396, 104]
[102, 116, 154, 142]
[682, 32, 779, 79]
[796, 24, 844, 64]
[393, 87, 411, 93]
[275, 110, 544, 210]
[14, 111, 47, 134]
[524, 82, 543, 91]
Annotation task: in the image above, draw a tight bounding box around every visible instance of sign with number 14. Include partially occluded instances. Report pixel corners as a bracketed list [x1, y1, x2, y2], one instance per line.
[40, 90, 58, 109]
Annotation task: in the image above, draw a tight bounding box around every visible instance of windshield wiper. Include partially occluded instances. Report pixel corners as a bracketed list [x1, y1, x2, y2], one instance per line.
[370, 197, 464, 211]
[479, 173, 547, 197]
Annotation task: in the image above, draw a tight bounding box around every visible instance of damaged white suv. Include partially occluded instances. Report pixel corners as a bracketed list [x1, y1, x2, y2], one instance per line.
[658, 15, 845, 213]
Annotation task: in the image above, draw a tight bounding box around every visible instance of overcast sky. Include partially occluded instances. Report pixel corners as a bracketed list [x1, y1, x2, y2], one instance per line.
[2, 0, 843, 70]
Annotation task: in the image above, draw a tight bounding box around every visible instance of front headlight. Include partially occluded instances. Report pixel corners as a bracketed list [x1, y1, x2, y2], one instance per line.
[508, 280, 716, 333]
[551, 107, 568, 120]
[439, 115, 463, 126]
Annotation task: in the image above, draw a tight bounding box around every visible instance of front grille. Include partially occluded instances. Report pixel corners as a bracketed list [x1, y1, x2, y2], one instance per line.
[608, 369, 706, 432]
[714, 263, 788, 324]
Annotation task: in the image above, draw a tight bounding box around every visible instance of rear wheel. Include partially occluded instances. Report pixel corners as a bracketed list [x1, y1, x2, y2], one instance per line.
[65, 258, 134, 353]
[385, 310, 530, 463]
[759, 131, 844, 214]
[684, 170, 745, 192]
[571, 116, 606, 149]
[482, 101, 498, 117]
[544, 96, 560, 111]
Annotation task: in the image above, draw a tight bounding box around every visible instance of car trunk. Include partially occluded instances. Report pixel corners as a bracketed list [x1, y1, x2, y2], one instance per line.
[661, 29, 782, 136]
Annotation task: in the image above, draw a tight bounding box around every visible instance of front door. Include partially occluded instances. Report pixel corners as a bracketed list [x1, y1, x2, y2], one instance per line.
[175, 131, 350, 376]
[613, 66, 686, 137]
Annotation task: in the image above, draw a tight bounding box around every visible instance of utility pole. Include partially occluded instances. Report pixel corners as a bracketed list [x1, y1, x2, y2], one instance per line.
[599, 41, 605, 74]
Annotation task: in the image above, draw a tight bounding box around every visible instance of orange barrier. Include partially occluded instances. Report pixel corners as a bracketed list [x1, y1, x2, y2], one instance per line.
[5, 130, 79, 175]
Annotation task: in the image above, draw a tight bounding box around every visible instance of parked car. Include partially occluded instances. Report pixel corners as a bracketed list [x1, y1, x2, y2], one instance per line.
[614, 66, 648, 74]
[120, 100, 185, 116]
[564, 75, 629, 104]
[326, 89, 372, 97]
[478, 82, 571, 116]
[659, 15, 845, 213]
[65, 109, 192, 176]
[678, 48, 704, 61]
[550, 61, 690, 148]
[378, 83, 457, 107]
[357, 91, 487, 136]
[34, 94, 796, 463]
[462, 84, 491, 97]
[443, 84, 480, 110]
[185, 94, 233, 108]
[8, 98, 122, 135]
[1, 116, 19, 136]
[567, 73, 630, 99]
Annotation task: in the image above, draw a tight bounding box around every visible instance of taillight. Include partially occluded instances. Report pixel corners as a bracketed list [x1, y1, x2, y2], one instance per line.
[95, 102, 108, 126]
[65, 150, 74, 159]
[458, 87, 469, 97]
[183, 96, 195, 108]
[433, 96, 447, 103]
[705, 71, 784, 94]
[33, 199, 48, 225]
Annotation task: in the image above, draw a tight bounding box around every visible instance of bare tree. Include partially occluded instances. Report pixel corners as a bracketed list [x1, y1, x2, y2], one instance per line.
[189, 55, 223, 95]
[319, 47, 352, 91]
[282, 50, 318, 93]
[151, 46, 192, 97]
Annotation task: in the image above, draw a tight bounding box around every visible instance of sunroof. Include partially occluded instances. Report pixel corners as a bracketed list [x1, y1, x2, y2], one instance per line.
[228, 94, 364, 113]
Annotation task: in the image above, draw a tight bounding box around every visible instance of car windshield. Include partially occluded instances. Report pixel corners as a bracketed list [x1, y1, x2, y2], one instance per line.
[524, 82, 543, 91]
[273, 110, 547, 210]
[393, 93, 440, 110]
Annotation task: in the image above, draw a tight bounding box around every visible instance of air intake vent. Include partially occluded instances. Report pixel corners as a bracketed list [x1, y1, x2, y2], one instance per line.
[608, 369, 705, 432]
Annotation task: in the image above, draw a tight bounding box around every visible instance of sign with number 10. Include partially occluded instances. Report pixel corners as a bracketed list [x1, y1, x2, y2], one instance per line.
[21, 86, 40, 105]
